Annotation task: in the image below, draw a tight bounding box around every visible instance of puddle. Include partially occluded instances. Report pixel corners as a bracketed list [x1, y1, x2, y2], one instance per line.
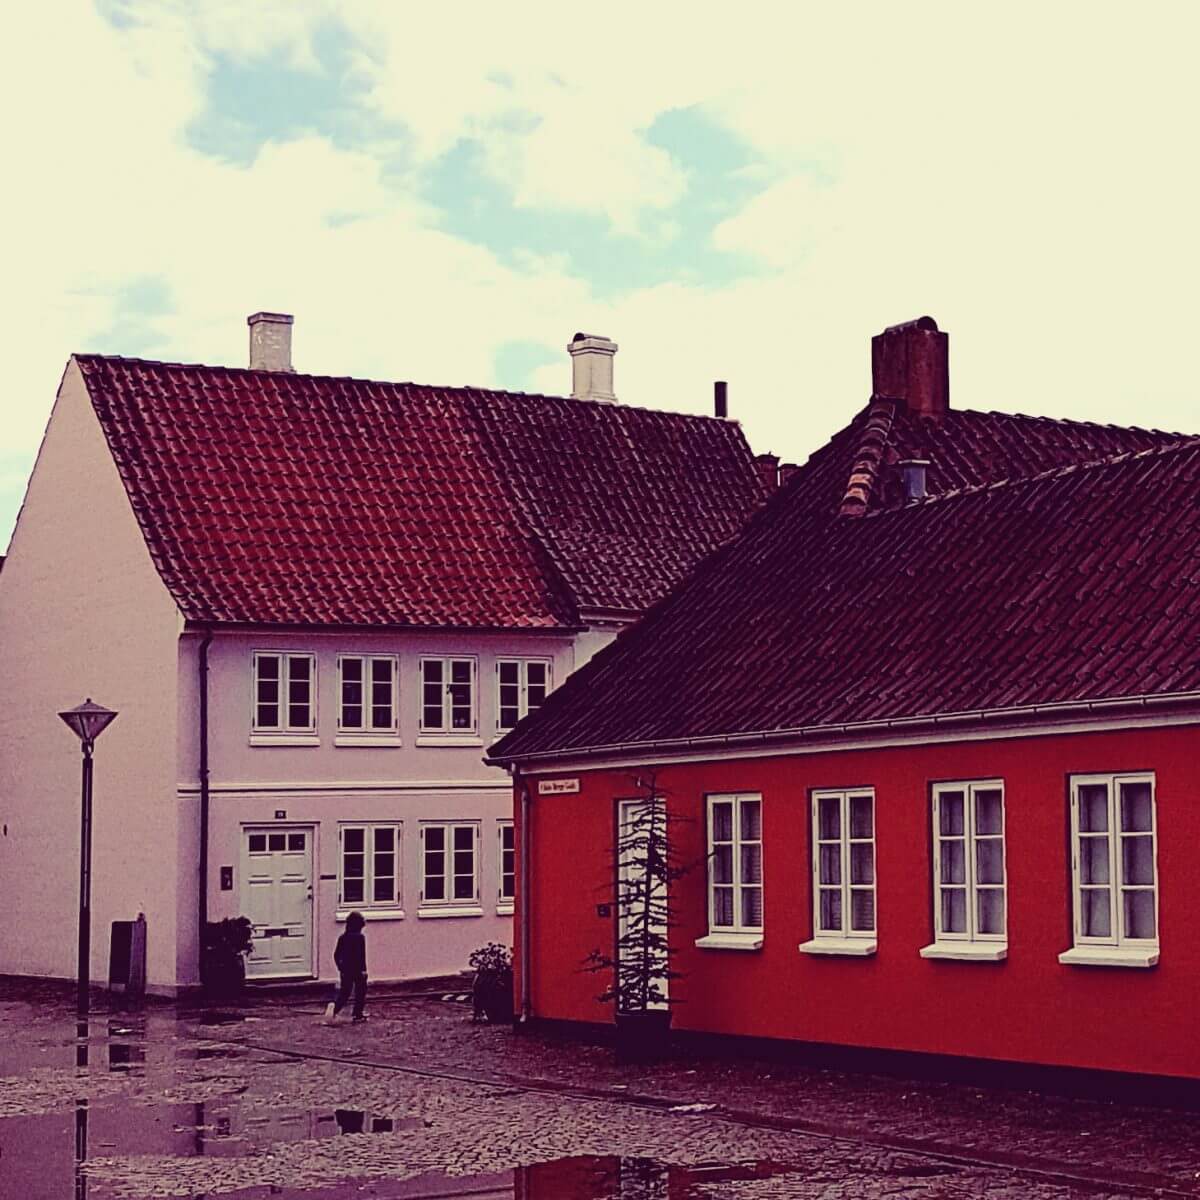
[0, 1099, 425, 1198]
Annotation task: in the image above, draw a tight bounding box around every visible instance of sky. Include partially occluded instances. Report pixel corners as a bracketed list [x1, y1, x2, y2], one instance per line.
[3, 2, 1199, 547]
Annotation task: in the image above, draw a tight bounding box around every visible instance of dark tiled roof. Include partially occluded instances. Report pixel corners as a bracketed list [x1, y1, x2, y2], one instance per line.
[492, 412, 1191, 761]
[76, 355, 764, 628]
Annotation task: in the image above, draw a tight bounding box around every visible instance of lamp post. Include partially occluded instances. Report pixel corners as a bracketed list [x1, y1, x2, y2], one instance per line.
[58, 700, 118, 1018]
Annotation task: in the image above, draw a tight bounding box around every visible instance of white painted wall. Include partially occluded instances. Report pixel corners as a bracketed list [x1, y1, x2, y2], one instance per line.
[0, 360, 183, 989]
[177, 628, 583, 982]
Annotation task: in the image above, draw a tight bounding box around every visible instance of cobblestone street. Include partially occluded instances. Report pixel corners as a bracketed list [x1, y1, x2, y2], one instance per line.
[2, 980, 1200, 1199]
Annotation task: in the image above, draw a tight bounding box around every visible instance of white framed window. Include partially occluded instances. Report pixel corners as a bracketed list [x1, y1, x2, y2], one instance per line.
[337, 655, 399, 743]
[696, 794, 763, 950]
[921, 781, 1007, 961]
[338, 823, 402, 914]
[496, 659, 551, 732]
[1060, 773, 1159, 968]
[418, 657, 477, 739]
[418, 822, 482, 916]
[799, 789, 876, 956]
[251, 652, 317, 741]
[498, 820, 516, 912]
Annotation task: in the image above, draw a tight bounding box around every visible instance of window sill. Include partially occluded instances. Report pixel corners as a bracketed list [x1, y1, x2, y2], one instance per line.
[417, 905, 484, 919]
[1058, 946, 1159, 969]
[695, 932, 763, 951]
[335, 734, 401, 747]
[249, 733, 320, 747]
[336, 909, 404, 923]
[798, 938, 877, 957]
[920, 942, 1007, 962]
[416, 735, 483, 748]
[496, 903, 515, 917]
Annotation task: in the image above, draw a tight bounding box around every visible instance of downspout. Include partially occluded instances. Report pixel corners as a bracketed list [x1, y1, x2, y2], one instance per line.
[517, 770, 534, 1025]
[197, 627, 213, 973]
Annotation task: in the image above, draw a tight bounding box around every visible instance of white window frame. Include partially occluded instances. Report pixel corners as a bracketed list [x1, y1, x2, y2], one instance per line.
[418, 821, 483, 917]
[336, 654, 399, 745]
[921, 780, 1007, 962]
[1060, 773, 1159, 968]
[417, 656, 479, 743]
[337, 822, 403, 918]
[250, 651, 317, 744]
[495, 658, 552, 733]
[799, 788, 877, 957]
[696, 793, 763, 951]
[497, 820, 516, 914]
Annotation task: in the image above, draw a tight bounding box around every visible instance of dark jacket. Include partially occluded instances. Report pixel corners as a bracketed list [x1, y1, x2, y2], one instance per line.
[334, 930, 367, 977]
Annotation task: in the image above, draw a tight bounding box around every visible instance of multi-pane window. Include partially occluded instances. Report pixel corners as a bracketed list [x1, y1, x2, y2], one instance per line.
[339, 824, 401, 908]
[419, 658, 476, 734]
[706, 794, 763, 934]
[496, 659, 551, 731]
[931, 782, 1006, 943]
[498, 821, 516, 905]
[252, 652, 316, 733]
[421, 822, 479, 905]
[811, 790, 875, 939]
[338, 655, 398, 735]
[1069, 774, 1158, 947]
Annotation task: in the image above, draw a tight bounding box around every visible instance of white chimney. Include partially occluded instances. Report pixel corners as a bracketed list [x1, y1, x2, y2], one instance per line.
[248, 312, 294, 372]
[567, 332, 617, 403]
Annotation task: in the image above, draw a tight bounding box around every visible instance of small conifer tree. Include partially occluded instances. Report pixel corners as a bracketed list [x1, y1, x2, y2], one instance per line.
[585, 773, 692, 1016]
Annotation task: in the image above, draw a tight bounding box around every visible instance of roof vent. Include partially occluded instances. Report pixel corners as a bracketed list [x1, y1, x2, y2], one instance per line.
[899, 458, 930, 502]
[871, 316, 948, 423]
[248, 312, 294, 372]
[714, 380, 728, 419]
[567, 333, 617, 403]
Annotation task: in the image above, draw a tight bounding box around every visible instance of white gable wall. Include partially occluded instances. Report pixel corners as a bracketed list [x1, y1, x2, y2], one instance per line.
[0, 360, 184, 990]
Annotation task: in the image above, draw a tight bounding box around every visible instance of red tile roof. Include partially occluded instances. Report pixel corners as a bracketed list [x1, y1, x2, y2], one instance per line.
[491, 406, 1189, 762]
[77, 355, 765, 629]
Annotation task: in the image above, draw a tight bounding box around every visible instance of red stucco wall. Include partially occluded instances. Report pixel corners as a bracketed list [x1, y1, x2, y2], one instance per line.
[517, 722, 1200, 1079]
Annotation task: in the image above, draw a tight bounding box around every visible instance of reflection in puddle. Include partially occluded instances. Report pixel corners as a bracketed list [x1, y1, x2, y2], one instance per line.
[0, 1098, 426, 1196]
[514, 1156, 801, 1198]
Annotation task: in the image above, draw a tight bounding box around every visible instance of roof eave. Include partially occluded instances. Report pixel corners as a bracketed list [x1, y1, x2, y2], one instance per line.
[182, 617, 587, 637]
[487, 689, 1200, 769]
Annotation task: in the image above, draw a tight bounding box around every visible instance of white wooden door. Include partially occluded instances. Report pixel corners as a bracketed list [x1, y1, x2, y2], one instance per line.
[241, 828, 314, 979]
[617, 799, 669, 1009]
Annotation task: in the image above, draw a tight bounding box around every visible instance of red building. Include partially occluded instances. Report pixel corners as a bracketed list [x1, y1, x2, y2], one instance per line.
[490, 318, 1200, 1085]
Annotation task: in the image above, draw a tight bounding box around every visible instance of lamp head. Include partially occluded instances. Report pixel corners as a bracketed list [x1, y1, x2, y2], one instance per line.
[58, 699, 118, 749]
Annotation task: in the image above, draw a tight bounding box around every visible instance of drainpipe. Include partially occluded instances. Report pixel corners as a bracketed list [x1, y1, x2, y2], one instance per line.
[197, 627, 213, 972]
[517, 771, 533, 1025]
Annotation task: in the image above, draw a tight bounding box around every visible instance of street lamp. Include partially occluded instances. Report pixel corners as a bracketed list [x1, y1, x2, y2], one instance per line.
[59, 699, 118, 1017]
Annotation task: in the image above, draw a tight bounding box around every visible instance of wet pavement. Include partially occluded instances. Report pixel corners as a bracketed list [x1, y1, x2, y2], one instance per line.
[2, 981, 1200, 1198]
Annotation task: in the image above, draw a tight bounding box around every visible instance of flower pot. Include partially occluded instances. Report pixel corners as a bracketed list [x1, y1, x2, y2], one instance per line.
[201, 951, 245, 1006]
[614, 1009, 672, 1064]
[472, 971, 514, 1023]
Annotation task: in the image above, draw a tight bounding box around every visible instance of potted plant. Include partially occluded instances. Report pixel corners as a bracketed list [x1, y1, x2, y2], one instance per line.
[585, 773, 692, 1062]
[200, 917, 253, 1004]
[469, 942, 514, 1023]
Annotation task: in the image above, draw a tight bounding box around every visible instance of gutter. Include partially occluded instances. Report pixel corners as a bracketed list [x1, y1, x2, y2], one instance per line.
[197, 627, 214, 960]
[181, 618, 588, 637]
[488, 689, 1200, 770]
[517, 771, 533, 1025]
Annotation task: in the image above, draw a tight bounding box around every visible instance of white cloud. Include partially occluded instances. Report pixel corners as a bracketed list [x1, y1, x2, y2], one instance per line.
[5, 0, 1200, 551]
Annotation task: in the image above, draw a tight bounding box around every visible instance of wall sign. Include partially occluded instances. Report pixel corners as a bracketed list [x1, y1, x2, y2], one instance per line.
[274, 810, 287, 820]
[219, 867, 233, 891]
[537, 778, 580, 795]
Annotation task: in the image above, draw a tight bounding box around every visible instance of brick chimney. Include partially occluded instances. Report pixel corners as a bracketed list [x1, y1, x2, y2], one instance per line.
[755, 452, 780, 493]
[567, 333, 617, 403]
[871, 316, 948, 422]
[248, 312, 294, 372]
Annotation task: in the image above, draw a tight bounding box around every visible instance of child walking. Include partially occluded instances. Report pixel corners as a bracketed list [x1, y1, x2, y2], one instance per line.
[324, 911, 368, 1023]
